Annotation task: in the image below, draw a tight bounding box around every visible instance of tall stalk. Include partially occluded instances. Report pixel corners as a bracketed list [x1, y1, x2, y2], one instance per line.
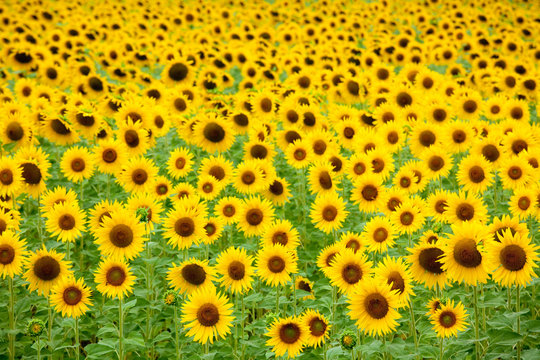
[408, 300, 418, 356]
[118, 298, 124, 360]
[8, 277, 15, 360]
[75, 317, 80, 360]
[173, 306, 181, 360]
[473, 286, 480, 360]
[516, 286, 521, 360]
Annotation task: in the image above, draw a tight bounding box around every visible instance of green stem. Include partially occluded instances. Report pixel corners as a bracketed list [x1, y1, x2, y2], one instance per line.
[408, 300, 418, 356]
[174, 306, 180, 360]
[75, 317, 80, 360]
[292, 275, 297, 316]
[481, 284, 486, 332]
[241, 295, 245, 360]
[276, 286, 280, 314]
[66, 241, 70, 262]
[38, 195, 43, 245]
[37, 336, 41, 360]
[331, 286, 337, 336]
[145, 226, 153, 359]
[473, 286, 480, 360]
[507, 287, 512, 311]
[119, 298, 124, 360]
[382, 335, 387, 360]
[517, 286, 521, 360]
[48, 299, 53, 359]
[439, 337, 443, 360]
[8, 277, 15, 360]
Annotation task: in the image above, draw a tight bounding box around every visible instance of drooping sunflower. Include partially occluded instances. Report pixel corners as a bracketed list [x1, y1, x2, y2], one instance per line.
[445, 191, 488, 224]
[24, 246, 71, 295]
[488, 214, 529, 243]
[50, 277, 92, 318]
[256, 244, 298, 287]
[407, 243, 447, 289]
[0, 156, 22, 197]
[193, 113, 236, 153]
[327, 249, 373, 295]
[425, 190, 452, 223]
[60, 146, 95, 183]
[295, 276, 315, 300]
[167, 258, 217, 295]
[215, 196, 242, 225]
[45, 202, 86, 243]
[171, 182, 198, 203]
[308, 160, 338, 195]
[94, 258, 136, 299]
[181, 287, 235, 344]
[426, 297, 443, 316]
[366, 148, 395, 180]
[363, 216, 397, 254]
[485, 230, 539, 287]
[116, 119, 150, 157]
[238, 196, 275, 237]
[215, 246, 255, 294]
[0, 230, 28, 279]
[117, 156, 158, 194]
[266, 316, 309, 359]
[264, 177, 292, 206]
[347, 279, 401, 336]
[40, 185, 79, 214]
[167, 147, 194, 180]
[94, 208, 146, 261]
[163, 203, 206, 249]
[430, 300, 468, 338]
[373, 256, 415, 308]
[440, 221, 491, 286]
[456, 154, 494, 193]
[310, 191, 348, 234]
[300, 310, 331, 348]
[261, 220, 300, 251]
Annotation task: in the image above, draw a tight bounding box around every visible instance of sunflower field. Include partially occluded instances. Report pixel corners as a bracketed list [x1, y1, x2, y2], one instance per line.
[1, 0, 540, 359]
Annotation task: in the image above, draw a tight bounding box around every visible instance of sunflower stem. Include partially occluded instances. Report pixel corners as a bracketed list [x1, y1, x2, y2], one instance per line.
[276, 286, 280, 314]
[234, 295, 238, 357]
[119, 298, 124, 360]
[292, 274, 297, 316]
[516, 286, 521, 360]
[66, 241, 70, 262]
[8, 277, 15, 360]
[331, 286, 337, 336]
[382, 335, 387, 360]
[38, 194, 43, 245]
[48, 298, 53, 359]
[473, 286, 480, 360]
[480, 284, 486, 332]
[507, 287, 512, 311]
[351, 349, 355, 360]
[241, 294, 245, 360]
[145, 225, 154, 359]
[439, 337, 443, 360]
[173, 305, 181, 360]
[408, 300, 418, 357]
[75, 317, 80, 360]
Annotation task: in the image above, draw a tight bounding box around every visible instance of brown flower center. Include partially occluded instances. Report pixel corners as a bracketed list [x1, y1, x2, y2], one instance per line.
[428, 156, 444, 171]
[298, 280, 312, 293]
[102, 149, 117, 163]
[124, 130, 139, 148]
[110, 224, 134, 248]
[203, 122, 225, 143]
[175, 157, 186, 170]
[373, 228, 388, 243]
[518, 196, 530, 210]
[242, 171, 255, 185]
[361, 185, 378, 201]
[21, 163, 42, 185]
[309, 318, 327, 337]
[227, 260, 245, 280]
[419, 130, 436, 147]
[182, 264, 206, 285]
[353, 162, 366, 175]
[313, 140, 327, 155]
[223, 205, 235, 217]
[269, 181, 284, 196]
[279, 323, 301, 344]
[33, 256, 61, 281]
[482, 144, 500, 162]
[387, 197, 402, 212]
[58, 214, 75, 230]
[435, 200, 447, 214]
[452, 130, 466, 143]
[322, 205, 337, 221]
[468, 166, 485, 183]
[499, 244, 526, 271]
[51, 119, 71, 135]
[63, 286, 82, 305]
[364, 293, 389, 319]
[131, 169, 148, 185]
[268, 256, 286, 273]
[293, 149, 306, 161]
[76, 113, 95, 127]
[387, 131, 399, 144]
[453, 238, 482, 268]
[175, 217, 195, 237]
[463, 100, 477, 113]
[197, 303, 220, 326]
[508, 166, 522, 180]
[0, 244, 15, 265]
[419, 247, 444, 274]
[6, 122, 24, 141]
[439, 311, 457, 328]
[168, 63, 188, 81]
[246, 209, 263, 226]
[456, 203, 474, 221]
[250, 144, 268, 159]
[319, 171, 332, 189]
[260, 98, 272, 113]
[387, 271, 405, 294]
[71, 158, 85, 172]
[0, 169, 14, 185]
[342, 263, 362, 284]
[400, 211, 414, 225]
[396, 92, 412, 107]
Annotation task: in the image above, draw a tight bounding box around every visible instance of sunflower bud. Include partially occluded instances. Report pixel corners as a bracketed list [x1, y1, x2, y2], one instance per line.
[163, 289, 179, 306]
[340, 329, 357, 350]
[27, 318, 45, 337]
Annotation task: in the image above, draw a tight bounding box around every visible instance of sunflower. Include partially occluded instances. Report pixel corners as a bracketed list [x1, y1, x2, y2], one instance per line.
[256, 244, 298, 287]
[390, 200, 425, 235]
[310, 191, 348, 234]
[440, 221, 491, 286]
[171, 182, 198, 203]
[407, 243, 447, 289]
[346, 152, 372, 183]
[167, 258, 217, 295]
[197, 174, 224, 200]
[347, 279, 401, 336]
[0, 113, 33, 150]
[499, 155, 534, 190]
[24, 246, 71, 295]
[367, 148, 395, 180]
[50, 277, 92, 318]
[163, 203, 206, 249]
[316, 243, 345, 276]
[266, 316, 309, 358]
[327, 249, 373, 295]
[153, 175, 173, 199]
[441, 121, 474, 154]
[0, 156, 23, 197]
[233, 160, 268, 194]
[300, 310, 331, 348]
[193, 113, 236, 153]
[92, 139, 128, 175]
[350, 173, 386, 214]
[295, 276, 315, 300]
[486, 230, 539, 287]
[125, 192, 164, 230]
[0, 230, 28, 278]
[117, 156, 158, 194]
[116, 119, 150, 157]
[261, 220, 300, 251]
[421, 146, 453, 181]
[181, 287, 235, 344]
[215, 246, 255, 294]
[94, 258, 136, 299]
[363, 216, 397, 254]
[60, 146, 95, 183]
[392, 167, 420, 194]
[456, 154, 494, 193]
[88, 199, 124, 236]
[374, 257, 415, 308]
[244, 139, 276, 162]
[264, 177, 292, 206]
[425, 190, 451, 223]
[167, 147, 194, 180]
[199, 154, 234, 186]
[308, 160, 338, 195]
[238, 196, 275, 237]
[430, 300, 468, 338]
[41, 116, 77, 146]
[455, 90, 482, 120]
[215, 196, 242, 225]
[45, 202, 86, 243]
[426, 297, 443, 316]
[409, 121, 441, 157]
[201, 217, 224, 245]
[162, 58, 194, 86]
[445, 191, 488, 224]
[94, 208, 146, 260]
[471, 134, 503, 166]
[509, 187, 536, 220]
[285, 140, 313, 169]
[15, 146, 50, 198]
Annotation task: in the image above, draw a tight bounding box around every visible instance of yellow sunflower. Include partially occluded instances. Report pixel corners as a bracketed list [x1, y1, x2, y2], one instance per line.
[167, 147, 194, 180]
[266, 316, 309, 359]
[167, 258, 217, 295]
[456, 154, 494, 193]
[327, 249, 373, 295]
[256, 244, 298, 287]
[15, 146, 51, 198]
[407, 243, 447, 290]
[373, 256, 415, 308]
[0, 156, 23, 197]
[430, 300, 468, 338]
[238, 196, 275, 237]
[24, 246, 71, 295]
[215, 246, 255, 294]
[94, 258, 136, 299]
[260, 220, 300, 251]
[92, 139, 128, 175]
[215, 196, 242, 225]
[445, 191, 488, 224]
[193, 113, 236, 153]
[163, 203, 206, 249]
[50, 277, 92, 318]
[117, 156, 158, 194]
[363, 216, 397, 254]
[310, 191, 348, 234]
[350, 173, 385, 214]
[0, 230, 28, 279]
[300, 310, 331, 348]
[390, 200, 426, 235]
[45, 202, 86, 243]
